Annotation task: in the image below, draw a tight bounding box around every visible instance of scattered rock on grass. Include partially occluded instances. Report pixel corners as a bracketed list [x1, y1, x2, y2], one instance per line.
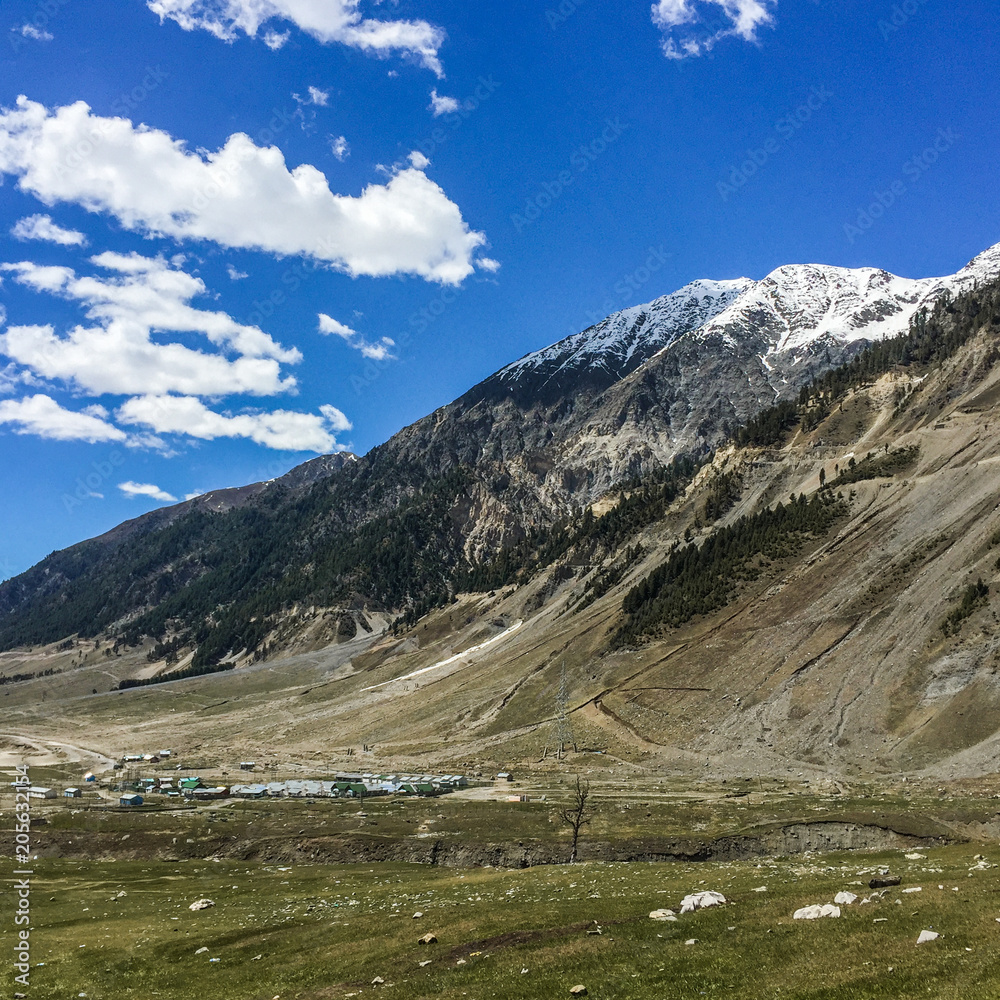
[834, 892, 858, 906]
[793, 904, 841, 920]
[189, 899, 215, 911]
[195, 947, 209, 955]
[680, 891, 726, 914]
[917, 930, 940, 944]
[649, 909, 677, 922]
[569, 986, 588, 996]
[418, 933, 438, 945]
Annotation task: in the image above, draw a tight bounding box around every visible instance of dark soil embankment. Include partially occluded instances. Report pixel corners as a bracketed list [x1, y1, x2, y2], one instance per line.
[16, 820, 954, 867]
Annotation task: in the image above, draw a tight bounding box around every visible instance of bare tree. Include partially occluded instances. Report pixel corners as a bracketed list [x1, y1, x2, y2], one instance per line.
[559, 776, 592, 863]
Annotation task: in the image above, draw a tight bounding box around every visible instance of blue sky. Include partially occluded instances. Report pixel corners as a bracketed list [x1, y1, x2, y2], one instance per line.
[0, 0, 998, 581]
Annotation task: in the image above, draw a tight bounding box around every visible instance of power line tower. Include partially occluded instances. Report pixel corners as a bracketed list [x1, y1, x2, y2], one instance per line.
[555, 660, 577, 759]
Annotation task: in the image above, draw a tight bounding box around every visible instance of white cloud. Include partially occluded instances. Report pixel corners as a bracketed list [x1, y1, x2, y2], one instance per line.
[477, 257, 501, 273]
[307, 86, 330, 106]
[318, 312, 395, 361]
[651, 0, 776, 58]
[147, 0, 446, 76]
[184, 490, 205, 500]
[319, 403, 352, 432]
[119, 480, 178, 502]
[0, 393, 127, 443]
[263, 28, 289, 49]
[226, 263, 249, 279]
[19, 24, 53, 41]
[0, 97, 486, 286]
[330, 135, 350, 161]
[0, 362, 22, 396]
[118, 395, 351, 452]
[0, 253, 356, 452]
[11, 213, 87, 247]
[429, 89, 460, 117]
[0, 253, 299, 397]
[408, 150, 430, 170]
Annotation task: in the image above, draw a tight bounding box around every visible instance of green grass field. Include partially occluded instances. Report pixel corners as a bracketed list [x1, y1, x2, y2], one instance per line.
[3, 845, 999, 999]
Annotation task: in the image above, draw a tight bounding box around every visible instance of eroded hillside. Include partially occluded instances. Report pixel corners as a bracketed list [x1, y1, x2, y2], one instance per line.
[5, 285, 1000, 779]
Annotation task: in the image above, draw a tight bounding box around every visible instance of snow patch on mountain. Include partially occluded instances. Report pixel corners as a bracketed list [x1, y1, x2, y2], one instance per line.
[494, 277, 753, 388]
[490, 242, 1000, 401]
[703, 244, 1000, 357]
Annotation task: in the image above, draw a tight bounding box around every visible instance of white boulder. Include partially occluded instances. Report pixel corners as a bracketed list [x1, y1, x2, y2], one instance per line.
[680, 891, 726, 914]
[793, 904, 841, 920]
[916, 930, 940, 944]
[834, 892, 858, 906]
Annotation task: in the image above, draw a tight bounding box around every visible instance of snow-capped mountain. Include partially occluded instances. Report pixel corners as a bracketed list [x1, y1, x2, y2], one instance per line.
[467, 243, 1000, 415]
[383, 241, 1000, 521]
[691, 244, 1000, 358]
[470, 278, 753, 406]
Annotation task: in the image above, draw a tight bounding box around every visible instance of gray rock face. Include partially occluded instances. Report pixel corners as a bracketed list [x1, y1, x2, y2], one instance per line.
[379, 243, 1000, 551]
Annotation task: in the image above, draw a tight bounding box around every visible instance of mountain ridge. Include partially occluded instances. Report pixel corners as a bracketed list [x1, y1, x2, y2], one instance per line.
[1, 241, 999, 664]
[4, 272, 1000, 778]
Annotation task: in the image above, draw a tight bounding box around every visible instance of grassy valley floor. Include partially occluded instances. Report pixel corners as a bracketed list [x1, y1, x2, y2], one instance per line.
[2, 845, 999, 999]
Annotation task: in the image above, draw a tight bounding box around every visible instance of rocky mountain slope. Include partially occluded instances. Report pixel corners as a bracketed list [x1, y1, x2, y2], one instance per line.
[1, 243, 999, 672]
[3, 270, 1000, 779]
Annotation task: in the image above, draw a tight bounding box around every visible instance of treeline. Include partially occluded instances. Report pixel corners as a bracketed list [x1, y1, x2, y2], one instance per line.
[0, 456, 475, 667]
[573, 544, 645, 613]
[0, 666, 59, 686]
[828, 446, 920, 488]
[118, 660, 235, 690]
[164, 465, 474, 669]
[4, 276, 1000, 667]
[611, 491, 846, 648]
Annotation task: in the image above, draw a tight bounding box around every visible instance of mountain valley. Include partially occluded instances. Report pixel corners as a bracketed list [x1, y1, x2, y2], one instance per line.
[4, 247, 1000, 783]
